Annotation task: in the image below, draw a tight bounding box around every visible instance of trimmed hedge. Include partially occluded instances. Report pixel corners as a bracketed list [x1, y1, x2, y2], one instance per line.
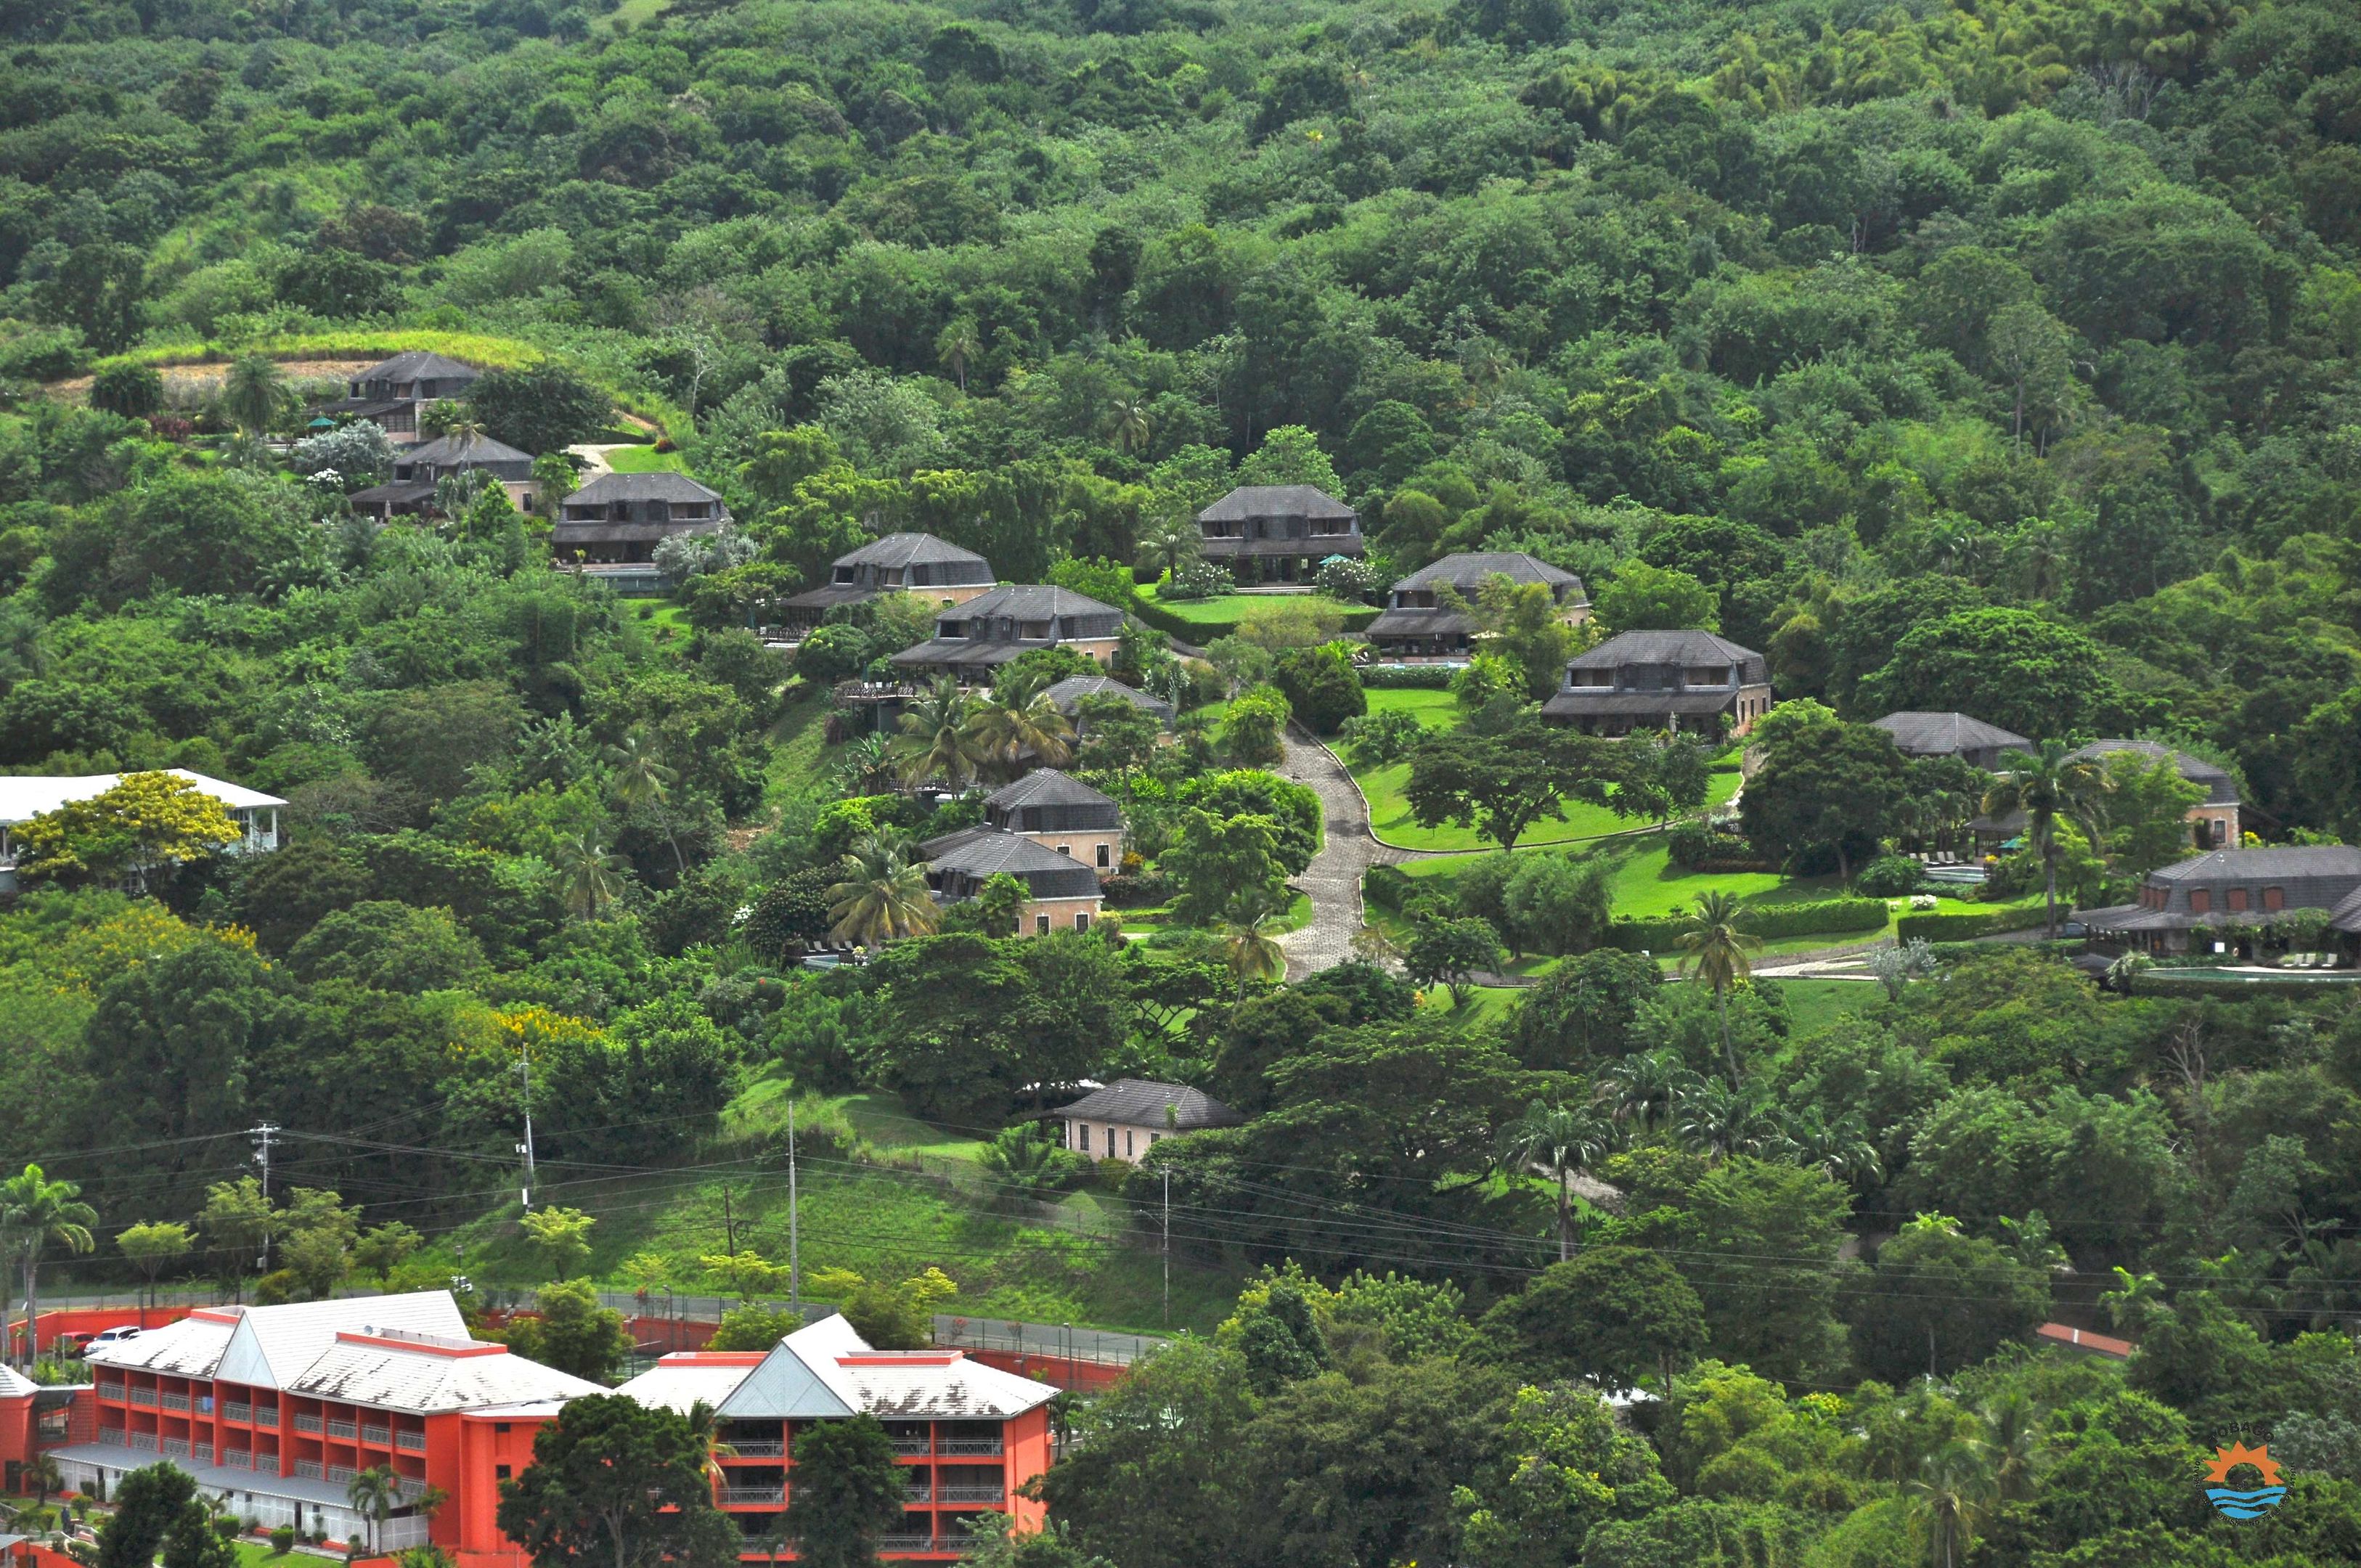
[1130, 592, 1381, 642]
[1361, 664, 1459, 689]
[1894, 903, 2051, 942]
[1602, 897, 1890, 951]
[1363, 864, 1416, 911]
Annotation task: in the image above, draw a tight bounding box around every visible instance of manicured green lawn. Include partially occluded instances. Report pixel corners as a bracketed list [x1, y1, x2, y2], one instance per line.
[1138, 584, 1366, 629]
[1773, 977, 1882, 1037]
[1357, 758, 1743, 852]
[1360, 688, 1459, 727]
[604, 442, 690, 473]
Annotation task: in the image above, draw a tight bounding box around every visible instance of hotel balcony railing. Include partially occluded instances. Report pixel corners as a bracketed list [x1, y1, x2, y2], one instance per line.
[362, 1426, 390, 1446]
[129, 1388, 158, 1407]
[254, 1406, 280, 1427]
[224, 1402, 252, 1424]
[293, 1460, 322, 1480]
[875, 1535, 943, 1554]
[326, 1418, 359, 1440]
[293, 1414, 324, 1434]
[936, 1486, 1004, 1504]
[127, 1433, 158, 1453]
[938, 1439, 1003, 1457]
[97, 1381, 125, 1400]
[395, 1431, 426, 1452]
[724, 1439, 786, 1458]
[720, 1486, 785, 1506]
[888, 1437, 931, 1457]
[161, 1392, 191, 1412]
[222, 1450, 251, 1470]
[325, 1466, 356, 1485]
[96, 1429, 125, 1448]
[902, 1484, 931, 1504]
[192, 1445, 213, 1464]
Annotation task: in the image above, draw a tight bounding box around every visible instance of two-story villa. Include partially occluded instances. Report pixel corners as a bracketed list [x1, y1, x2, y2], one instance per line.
[62, 1294, 603, 1566]
[349, 433, 539, 522]
[618, 1315, 1057, 1561]
[1042, 675, 1175, 732]
[2080, 846, 2361, 958]
[0, 769, 284, 894]
[1541, 630, 1773, 737]
[320, 353, 484, 443]
[1363, 552, 1589, 662]
[552, 473, 731, 565]
[917, 825, 1106, 934]
[887, 586, 1125, 685]
[983, 769, 1125, 873]
[1974, 739, 2244, 854]
[778, 534, 996, 633]
[1194, 486, 1363, 585]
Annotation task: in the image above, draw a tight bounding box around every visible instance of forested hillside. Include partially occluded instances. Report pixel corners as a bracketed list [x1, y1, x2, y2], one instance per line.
[8, 0, 2361, 1564]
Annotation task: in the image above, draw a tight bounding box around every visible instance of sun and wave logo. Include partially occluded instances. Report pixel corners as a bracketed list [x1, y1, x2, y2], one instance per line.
[2205, 1442, 2288, 1520]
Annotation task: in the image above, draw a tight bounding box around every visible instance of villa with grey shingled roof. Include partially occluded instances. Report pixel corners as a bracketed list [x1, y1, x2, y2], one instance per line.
[1196, 485, 1363, 584]
[1364, 552, 1590, 662]
[552, 472, 730, 564]
[2079, 846, 2361, 960]
[920, 822, 1106, 934]
[1051, 1079, 1242, 1164]
[888, 584, 1125, 683]
[1541, 629, 1773, 737]
[779, 533, 995, 630]
[984, 769, 1125, 873]
[314, 351, 484, 443]
[350, 432, 540, 522]
[1869, 711, 2032, 771]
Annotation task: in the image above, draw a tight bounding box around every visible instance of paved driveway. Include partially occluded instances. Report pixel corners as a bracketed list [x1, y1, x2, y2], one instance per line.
[1276, 727, 1403, 978]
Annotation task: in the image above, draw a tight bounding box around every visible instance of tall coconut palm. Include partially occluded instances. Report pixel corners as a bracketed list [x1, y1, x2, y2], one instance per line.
[222, 355, 287, 436]
[936, 318, 980, 393]
[1673, 1079, 1783, 1160]
[346, 1466, 399, 1554]
[554, 831, 627, 920]
[1215, 893, 1289, 1002]
[964, 689, 1076, 780]
[1779, 1106, 1882, 1183]
[1134, 518, 1200, 581]
[607, 730, 685, 875]
[825, 836, 939, 950]
[1108, 396, 1151, 455]
[1981, 740, 2108, 939]
[1498, 1101, 1615, 1261]
[1905, 1440, 1996, 1568]
[890, 677, 982, 790]
[1677, 891, 1761, 1085]
[1597, 1049, 1700, 1135]
[0, 1164, 96, 1370]
[833, 733, 896, 796]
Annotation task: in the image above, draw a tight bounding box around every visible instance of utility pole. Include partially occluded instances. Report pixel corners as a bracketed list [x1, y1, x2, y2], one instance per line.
[250, 1124, 280, 1274]
[516, 1036, 537, 1212]
[1160, 1168, 1170, 1328]
[786, 1101, 801, 1314]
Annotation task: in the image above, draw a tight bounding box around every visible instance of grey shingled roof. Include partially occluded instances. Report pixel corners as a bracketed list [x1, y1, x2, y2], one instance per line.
[1392, 552, 1584, 595]
[1869, 711, 2033, 757]
[1044, 675, 1175, 721]
[950, 583, 1124, 620]
[919, 825, 1104, 898]
[986, 769, 1118, 812]
[2069, 740, 2239, 805]
[836, 532, 990, 571]
[354, 351, 481, 383]
[2150, 846, 2361, 883]
[1541, 689, 1745, 717]
[1197, 485, 1355, 522]
[568, 470, 726, 505]
[400, 431, 534, 465]
[1051, 1078, 1242, 1130]
[1568, 629, 1765, 671]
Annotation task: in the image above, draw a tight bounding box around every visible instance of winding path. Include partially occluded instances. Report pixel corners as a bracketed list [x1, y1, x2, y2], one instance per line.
[1276, 726, 1403, 979]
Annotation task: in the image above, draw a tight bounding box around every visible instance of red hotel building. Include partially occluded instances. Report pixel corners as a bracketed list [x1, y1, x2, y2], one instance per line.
[616, 1315, 1057, 1559]
[59, 1293, 603, 1568]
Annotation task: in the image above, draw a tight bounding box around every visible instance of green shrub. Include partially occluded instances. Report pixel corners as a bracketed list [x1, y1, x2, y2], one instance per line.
[1360, 664, 1456, 689]
[1855, 854, 1925, 898]
[1893, 904, 2050, 942]
[1363, 864, 1414, 911]
[271, 1527, 297, 1555]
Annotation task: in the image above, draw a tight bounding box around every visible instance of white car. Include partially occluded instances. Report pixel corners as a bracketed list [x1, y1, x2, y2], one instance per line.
[84, 1326, 141, 1349]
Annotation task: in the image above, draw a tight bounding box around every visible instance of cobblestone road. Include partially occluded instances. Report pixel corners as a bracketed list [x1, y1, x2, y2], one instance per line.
[1276, 726, 1403, 979]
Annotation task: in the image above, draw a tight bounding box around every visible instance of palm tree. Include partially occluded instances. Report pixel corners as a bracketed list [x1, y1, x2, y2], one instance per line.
[346, 1466, 399, 1555]
[1134, 518, 1201, 581]
[607, 730, 685, 875]
[1905, 1440, 1995, 1568]
[1214, 893, 1289, 1002]
[833, 733, 896, 795]
[223, 354, 287, 436]
[1107, 396, 1151, 455]
[553, 831, 627, 920]
[890, 677, 982, 790]
[1980, 1392, 2042, 1506]
[0, 1164, 96, 1369]
[963, 688, 1076, 780]
[1677, 891, 1761, 1085]
[825, 836, 939, 950]
[1673, 1080, 1784, 1160]
[1780, 1107, 1882, 1183]
[1981, 741, 2108, 939]
[936, 318, 981, 393]
[1597, 1050, 1700, 1135]
[23, 1453, 60, 1516]
[1498, 1101, 1615, 1261]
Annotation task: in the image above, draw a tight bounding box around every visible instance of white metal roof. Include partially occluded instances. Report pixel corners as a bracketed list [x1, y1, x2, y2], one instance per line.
[617, 1313, 1056, 1424]
[0, 769, 286, 826]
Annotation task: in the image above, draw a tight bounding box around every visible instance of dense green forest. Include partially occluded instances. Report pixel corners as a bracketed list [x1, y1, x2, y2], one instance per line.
[7, 0, 2361, 1563]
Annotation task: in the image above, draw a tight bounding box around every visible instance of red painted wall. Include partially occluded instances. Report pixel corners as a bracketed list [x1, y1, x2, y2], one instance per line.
[11, 1305, 193, 1358]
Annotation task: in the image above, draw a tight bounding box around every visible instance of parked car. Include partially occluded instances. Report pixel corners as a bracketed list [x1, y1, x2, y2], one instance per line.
[77, 1326, 140, 1353]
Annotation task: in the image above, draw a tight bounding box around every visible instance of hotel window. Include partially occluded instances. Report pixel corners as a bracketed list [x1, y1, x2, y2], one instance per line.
[1125, 1130, 1134, 1158]
[1076, 912, 1090, 931]
[1057, 844, 1071, 857]
[1035, 914, 1050, 934]
[2227, 888, 2249, 912]
[1104, 1127, 1116, 1158]
[2264, 887, 2284, 911]
[2190, 889, 2210, 915]
[1096, 844, 1111, 868]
